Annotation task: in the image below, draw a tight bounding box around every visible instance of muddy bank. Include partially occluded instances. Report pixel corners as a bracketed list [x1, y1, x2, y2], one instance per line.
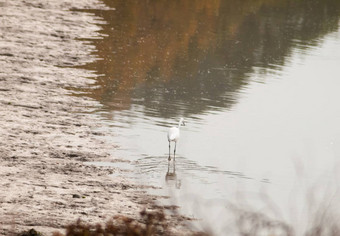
[0, 1, 190, 235]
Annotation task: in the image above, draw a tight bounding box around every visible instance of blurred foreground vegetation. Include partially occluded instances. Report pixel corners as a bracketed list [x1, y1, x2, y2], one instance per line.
[16, 206, 340, 236]
[17, 210, 207, 236]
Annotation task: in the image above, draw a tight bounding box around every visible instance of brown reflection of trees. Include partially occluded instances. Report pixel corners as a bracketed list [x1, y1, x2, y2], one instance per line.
[79, 0, 340, 117]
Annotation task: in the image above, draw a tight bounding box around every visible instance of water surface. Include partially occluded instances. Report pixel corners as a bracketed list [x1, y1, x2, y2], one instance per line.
[77, 0, 340, 234]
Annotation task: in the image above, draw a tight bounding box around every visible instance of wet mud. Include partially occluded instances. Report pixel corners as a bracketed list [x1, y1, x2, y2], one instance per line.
[0, 1, 189, 235]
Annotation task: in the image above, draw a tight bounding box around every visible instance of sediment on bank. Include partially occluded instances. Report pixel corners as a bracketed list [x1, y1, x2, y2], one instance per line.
[0, 1, 189, 235]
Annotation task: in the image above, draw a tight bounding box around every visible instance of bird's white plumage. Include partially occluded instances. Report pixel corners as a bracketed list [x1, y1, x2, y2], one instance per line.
[167, 127, 179, 142]
[167, 118, 185, 161]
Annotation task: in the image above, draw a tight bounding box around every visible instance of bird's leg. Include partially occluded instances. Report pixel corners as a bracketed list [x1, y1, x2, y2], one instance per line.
[168, 142, 171, 161]
[174, 142, 177, 162]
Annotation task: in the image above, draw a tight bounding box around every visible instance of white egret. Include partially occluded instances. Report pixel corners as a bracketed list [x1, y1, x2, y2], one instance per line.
[167, 118, 185, 161]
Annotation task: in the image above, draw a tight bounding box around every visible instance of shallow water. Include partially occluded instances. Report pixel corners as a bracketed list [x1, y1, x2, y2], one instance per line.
[78, 0, 340, 234]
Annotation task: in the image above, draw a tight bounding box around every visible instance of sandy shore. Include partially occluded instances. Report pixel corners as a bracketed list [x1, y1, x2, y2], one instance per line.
[0, 1, 190, 235]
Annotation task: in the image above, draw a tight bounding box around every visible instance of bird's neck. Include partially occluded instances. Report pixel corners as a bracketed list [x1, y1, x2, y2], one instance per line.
[178, 122, 182, 128]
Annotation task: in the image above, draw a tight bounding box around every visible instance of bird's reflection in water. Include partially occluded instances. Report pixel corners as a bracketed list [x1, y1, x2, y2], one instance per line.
[165, 160, 181, 189]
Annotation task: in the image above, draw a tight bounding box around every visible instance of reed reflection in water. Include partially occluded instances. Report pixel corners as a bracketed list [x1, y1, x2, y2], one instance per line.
[78, 0, 340, 119]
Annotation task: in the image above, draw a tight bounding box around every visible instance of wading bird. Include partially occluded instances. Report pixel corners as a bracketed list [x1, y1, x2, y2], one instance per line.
[167, 118, 185, 161]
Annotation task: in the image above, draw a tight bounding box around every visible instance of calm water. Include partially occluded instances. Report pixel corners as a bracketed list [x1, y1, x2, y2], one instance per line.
[78, 0, 340, 234]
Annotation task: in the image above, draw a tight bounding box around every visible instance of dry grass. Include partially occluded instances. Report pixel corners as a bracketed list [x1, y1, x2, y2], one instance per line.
[51, 209, 169, 236]
[18, 229, 43, 236]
